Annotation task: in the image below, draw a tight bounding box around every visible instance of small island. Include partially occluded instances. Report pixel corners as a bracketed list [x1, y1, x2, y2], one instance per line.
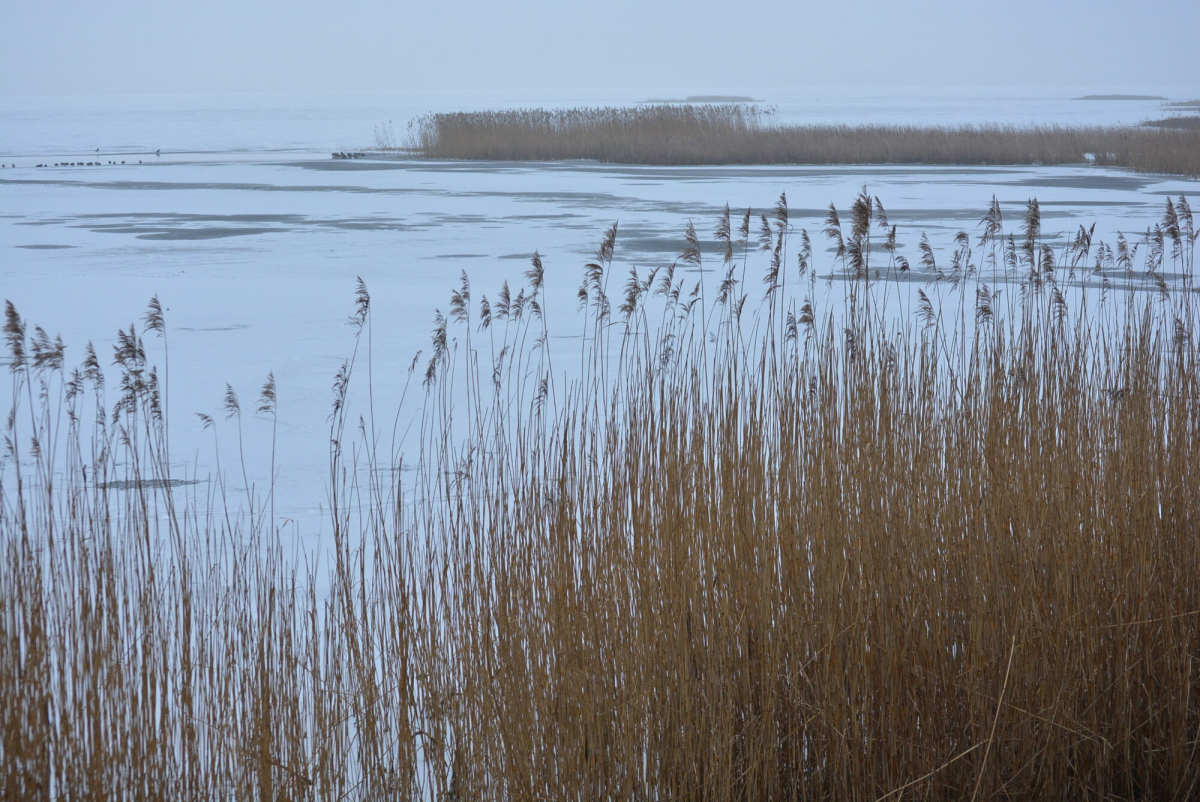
[639, 94, 762, 103]
[1073, 93, 1167, 101]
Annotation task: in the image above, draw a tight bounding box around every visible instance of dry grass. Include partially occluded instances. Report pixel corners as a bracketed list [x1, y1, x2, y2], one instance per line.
[401, 104, 1200, 176]
[1144, 116, 1200, 132]
[3, 192, 1200, 800]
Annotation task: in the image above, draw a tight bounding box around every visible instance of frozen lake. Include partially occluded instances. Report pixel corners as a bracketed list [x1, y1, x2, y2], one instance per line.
[3, 89, 1199, 545]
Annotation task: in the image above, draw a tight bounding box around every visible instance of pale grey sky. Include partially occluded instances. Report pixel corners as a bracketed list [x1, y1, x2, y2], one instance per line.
[2, 0, 1197, 97]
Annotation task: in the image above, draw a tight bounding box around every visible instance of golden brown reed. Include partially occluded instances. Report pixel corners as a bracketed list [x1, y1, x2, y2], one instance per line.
[403, 104, 1200, 176]
[3, 192, 1199, 800]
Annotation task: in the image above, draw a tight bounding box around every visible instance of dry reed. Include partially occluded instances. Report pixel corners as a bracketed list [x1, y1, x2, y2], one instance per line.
[3, 191, 1200, 800]
[400, 104, 1200, 176]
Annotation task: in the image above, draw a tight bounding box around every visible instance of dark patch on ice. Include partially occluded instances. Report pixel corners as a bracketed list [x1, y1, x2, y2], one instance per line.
[498, 253, 537, 260]
[137, 227, 281, 241]
[4, 176, 447, 198]
[71, 211, 420, 236]
[14, 244, 76, 249]
[1146, 187, 1200, 197]
[878, 269, 951, 284]
[576, 165, 1019, 181]
[80, 225, 168, 234]
[320, 220, 418, 231]
[421, 213, 493, 226]
[287, 160, 1028, 184]
[3, 175, 417, 197]
[889, 207, 1074, 225]
[100, 478, 201, 491]
[646, 200, 728, 218]
[1037, 200, 1144, 207]
[324, 220, 412, 230]
[291, 159, 559, 178]
[432, 253, 488, 259]
[504, 213, 585, 221]
[78, 212, 306, 225]
[1015, 175, 1153, 192]
[490, 163, 1012, 180]
[618, 235, 702, 256]
[16, 220, 65, 226]
[177, 324, 249, 332]
[73, 219, 285, 240]
[287, 160, 417, 171]
[338, 161, 531, 174]
[472, 190, 626, 206]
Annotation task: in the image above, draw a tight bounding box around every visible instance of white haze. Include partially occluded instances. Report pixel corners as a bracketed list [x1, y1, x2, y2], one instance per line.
[2, 0, 1198, 97]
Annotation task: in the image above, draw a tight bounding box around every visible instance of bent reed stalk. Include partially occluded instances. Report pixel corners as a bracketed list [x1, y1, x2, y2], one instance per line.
[3, 192, 1200, 801]
[401, 104, 1200, 176]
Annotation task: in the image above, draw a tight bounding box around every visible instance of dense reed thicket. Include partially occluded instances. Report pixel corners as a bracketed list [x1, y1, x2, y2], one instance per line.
[3, 191, 1200, 801]
[403, 104, 1200, 176]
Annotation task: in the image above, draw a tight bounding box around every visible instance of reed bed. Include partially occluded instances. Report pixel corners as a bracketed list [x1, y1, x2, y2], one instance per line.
[1144, 116, 1200, 132]
[403, 104, 1200, 176]
[3, 191, 1200, 801]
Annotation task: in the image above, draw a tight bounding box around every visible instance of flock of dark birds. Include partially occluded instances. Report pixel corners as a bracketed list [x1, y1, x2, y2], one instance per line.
[2, 150, 370, 168]
[3, 148, 161, 169]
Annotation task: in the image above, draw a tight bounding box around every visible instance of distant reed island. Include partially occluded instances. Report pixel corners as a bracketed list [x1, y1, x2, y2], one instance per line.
[396, 104, 1200, 176]
[639, 94, 763, 103]
[1073, 93, 1168, 101]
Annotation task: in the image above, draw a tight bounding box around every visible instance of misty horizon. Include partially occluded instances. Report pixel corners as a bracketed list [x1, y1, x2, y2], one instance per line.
[3, 0, 1198, 98]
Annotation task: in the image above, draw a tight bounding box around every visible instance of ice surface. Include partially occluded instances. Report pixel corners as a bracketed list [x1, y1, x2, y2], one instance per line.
[2, 90, 1199, 549]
